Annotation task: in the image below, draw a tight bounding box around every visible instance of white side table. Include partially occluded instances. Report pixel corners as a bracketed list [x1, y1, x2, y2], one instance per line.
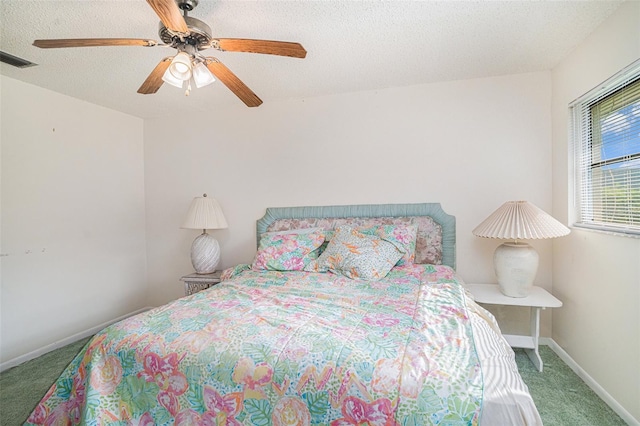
[465, 284, 562, 372]
[180, 271, 222, 296]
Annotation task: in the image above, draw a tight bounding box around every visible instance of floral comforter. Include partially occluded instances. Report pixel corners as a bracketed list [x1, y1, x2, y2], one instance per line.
[27, 265, 483, 425]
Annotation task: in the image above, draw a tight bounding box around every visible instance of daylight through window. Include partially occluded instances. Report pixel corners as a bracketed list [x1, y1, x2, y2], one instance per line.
[572, 61, 640, 235]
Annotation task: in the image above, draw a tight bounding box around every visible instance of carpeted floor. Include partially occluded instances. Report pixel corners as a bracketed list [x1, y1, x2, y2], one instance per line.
[0, 337, 91, 426]
[514, 346, 626, 425]
[0, 341, 628, 425]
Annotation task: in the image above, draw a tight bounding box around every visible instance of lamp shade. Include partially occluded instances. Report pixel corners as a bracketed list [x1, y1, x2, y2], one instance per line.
[162, 66, 184, 88]
[181, 194, 228, 230]
[192, 61, 216, 88]
[169, 51, 192, 81]
[472, 201, 569, 241]
[473, 201, 570, 297]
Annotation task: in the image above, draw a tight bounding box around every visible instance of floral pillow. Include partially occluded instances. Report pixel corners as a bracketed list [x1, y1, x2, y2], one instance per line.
[252, 228, 325, 271]
[358, 224, 418, 265]
[221, 264, 251, 281]
[304, 226, 403, 280]
[315, 229, 334, 256]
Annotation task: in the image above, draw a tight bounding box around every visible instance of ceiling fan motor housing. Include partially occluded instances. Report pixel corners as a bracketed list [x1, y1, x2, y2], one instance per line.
[159, 16, 213, 49]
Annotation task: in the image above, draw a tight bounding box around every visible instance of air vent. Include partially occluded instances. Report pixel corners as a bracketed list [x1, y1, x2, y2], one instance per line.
[0, 51, 37, 68]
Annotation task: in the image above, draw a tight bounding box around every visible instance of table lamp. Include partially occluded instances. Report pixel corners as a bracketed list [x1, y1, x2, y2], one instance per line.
[181, 193, 228, 274]
[472, 200, 570, 297]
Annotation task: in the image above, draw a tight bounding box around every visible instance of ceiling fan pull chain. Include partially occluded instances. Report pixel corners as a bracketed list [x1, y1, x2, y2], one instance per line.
[185, 81, 192, 96]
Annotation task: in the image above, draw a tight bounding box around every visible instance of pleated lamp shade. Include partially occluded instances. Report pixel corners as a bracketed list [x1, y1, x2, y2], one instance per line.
[472, 201, 569, 241]
[472, 201, 570, 298]
[182, 194, 228, 275]
[181, 194, 228, 231]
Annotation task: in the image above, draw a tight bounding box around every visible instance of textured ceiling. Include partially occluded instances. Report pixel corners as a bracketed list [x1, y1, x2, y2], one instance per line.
[0, 1, 623, 119]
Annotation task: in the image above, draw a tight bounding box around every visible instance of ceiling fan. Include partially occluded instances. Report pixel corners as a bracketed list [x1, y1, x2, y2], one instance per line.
[33, 0, 307, 107]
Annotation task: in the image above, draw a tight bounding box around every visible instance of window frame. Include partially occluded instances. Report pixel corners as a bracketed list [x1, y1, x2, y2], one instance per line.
[570, 59, 640, 237]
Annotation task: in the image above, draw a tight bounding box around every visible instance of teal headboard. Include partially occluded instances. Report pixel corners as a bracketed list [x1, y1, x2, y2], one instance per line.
[256, 203, 456, 269]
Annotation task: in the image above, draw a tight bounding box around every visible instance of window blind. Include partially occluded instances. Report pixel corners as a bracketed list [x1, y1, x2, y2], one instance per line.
[572, 60, 640, 235]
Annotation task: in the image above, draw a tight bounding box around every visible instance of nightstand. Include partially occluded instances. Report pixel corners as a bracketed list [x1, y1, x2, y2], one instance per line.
[180, 271, 222, 296]
[465, 284, 562, 372]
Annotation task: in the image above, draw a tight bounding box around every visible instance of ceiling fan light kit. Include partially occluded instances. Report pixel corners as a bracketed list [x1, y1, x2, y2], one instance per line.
[33, 0, 307, 107]
[160, 45, 216, 95]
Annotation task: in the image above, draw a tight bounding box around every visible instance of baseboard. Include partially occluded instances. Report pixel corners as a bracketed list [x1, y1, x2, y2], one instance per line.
[541, 338, 639, 426]
[0, 306, 154, 373]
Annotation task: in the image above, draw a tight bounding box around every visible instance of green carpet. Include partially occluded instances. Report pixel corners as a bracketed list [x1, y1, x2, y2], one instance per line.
[0, 337, 90, 425]
[0, 342, 628, 425]
[514, 346, 626, 425]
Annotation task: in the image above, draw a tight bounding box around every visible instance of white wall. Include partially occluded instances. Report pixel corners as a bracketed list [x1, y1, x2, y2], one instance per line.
[144, 71, 554, 337]
[551, 1, 640, 422]
[0, 76, 148, 363]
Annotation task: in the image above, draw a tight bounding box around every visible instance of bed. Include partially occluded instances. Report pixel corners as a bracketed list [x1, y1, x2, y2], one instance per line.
[26, 203, 542, 425]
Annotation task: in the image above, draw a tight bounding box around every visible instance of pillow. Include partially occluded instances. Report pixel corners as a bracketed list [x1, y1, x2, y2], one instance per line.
[305, 226, 403, 280]
[315, 229, 334, 256]
[221, 264, 251, 281]
[252, 228, 325, 271]
[358, 224, 418, 265]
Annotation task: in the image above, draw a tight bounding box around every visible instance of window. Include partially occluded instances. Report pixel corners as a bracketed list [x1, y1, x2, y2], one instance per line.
[572, 61, 640, 236]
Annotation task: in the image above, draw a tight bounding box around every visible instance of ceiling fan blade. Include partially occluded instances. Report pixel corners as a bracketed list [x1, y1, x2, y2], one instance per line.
[137, 57, 172, 94]
[215, 39, 307, 59]
[146, 0, 189, 34]
[33, 38, 157, 48]
[205, 58, 263, 107]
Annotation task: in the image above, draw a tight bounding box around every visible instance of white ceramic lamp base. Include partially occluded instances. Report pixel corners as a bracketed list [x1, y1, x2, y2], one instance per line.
[191, 232, 221, 274]
[494, 242, 539, 298]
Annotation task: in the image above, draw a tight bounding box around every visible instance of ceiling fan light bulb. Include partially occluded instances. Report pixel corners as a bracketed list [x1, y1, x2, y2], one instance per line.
[174, 63, 189, 73]
[162, 67, 184, 88]
[169, 52, 193, 81]
[192, 62, 216, 88]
